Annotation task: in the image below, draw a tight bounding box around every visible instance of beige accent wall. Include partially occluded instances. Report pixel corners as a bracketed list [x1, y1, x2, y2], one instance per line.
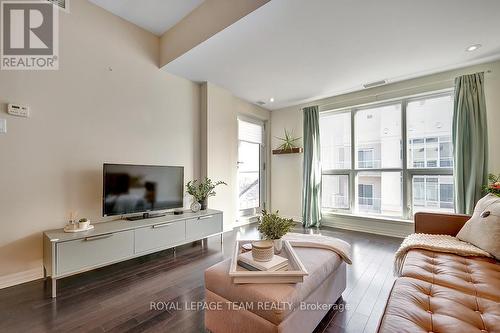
[0, 0, 201, 288]
[270, 60, 500, 224]
[159, 0, 270, 67]
[201, 82, 270, 230]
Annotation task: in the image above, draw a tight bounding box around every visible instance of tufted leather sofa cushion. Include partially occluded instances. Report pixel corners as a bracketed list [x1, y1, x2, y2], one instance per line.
[401, 249, 500, 301]
[378, 249, 500, 333]
[380, 276, 500, 333]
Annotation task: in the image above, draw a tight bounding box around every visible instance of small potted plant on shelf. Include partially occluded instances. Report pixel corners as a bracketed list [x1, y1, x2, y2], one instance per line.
[274, 129, 302, 154]
[483, 173, 500, 197]
[257, 210, 295, 254]
[186, 177, 227, 211]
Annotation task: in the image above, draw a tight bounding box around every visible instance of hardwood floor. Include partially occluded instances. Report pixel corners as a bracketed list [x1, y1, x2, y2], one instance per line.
[0, 224, 402, 333]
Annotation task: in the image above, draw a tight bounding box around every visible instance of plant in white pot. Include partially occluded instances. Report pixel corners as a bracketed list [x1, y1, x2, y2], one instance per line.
[257, 210, 295, 254]
[186, 178, 227, 211]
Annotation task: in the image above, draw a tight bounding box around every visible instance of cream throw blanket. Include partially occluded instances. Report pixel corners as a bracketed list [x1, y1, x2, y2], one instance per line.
[394, 233, 493, 276]
[283, 233, 352, 264]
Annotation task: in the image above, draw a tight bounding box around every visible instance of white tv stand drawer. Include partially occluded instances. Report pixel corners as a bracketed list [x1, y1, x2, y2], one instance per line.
[186, 214, 223, 241]
[57, 230, 134, 275]
[135, 220, 186, 254]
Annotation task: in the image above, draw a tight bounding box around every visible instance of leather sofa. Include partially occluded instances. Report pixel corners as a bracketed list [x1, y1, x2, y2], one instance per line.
[378, 212, 500, 333]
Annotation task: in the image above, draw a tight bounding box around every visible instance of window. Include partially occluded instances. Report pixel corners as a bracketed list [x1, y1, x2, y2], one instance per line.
[356, 171, 402, 216]
[322, 175, 349, 209]
[320, 112, 351, 169]
[358, 184, 373, 206]
[320, 92, 454, 219]
[358, 149, 374, 169]
[355, 104, 402, 169]
[237, 119, 265, 217]
[412, 175, 454, 213]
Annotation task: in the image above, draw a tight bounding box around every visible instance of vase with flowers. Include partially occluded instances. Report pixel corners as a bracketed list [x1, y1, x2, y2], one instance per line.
[483, 173, 500, 197]
[186, 178, 227, 210]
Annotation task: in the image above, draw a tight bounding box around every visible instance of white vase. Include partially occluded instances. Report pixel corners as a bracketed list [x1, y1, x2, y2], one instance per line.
[273, 239, 283, 254]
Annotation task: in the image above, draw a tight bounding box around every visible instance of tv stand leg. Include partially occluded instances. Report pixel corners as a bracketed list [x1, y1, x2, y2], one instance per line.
[51, 278, 57, 298]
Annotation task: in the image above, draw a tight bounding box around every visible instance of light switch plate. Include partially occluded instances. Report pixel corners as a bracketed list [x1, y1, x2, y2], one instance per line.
[0, 119, 6, 134]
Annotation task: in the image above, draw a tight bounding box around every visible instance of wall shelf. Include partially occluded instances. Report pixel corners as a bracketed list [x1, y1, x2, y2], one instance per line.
[272, 147, 303, 155]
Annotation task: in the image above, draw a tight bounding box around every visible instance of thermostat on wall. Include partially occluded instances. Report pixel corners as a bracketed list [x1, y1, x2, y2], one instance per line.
[8, 103, 29, 117]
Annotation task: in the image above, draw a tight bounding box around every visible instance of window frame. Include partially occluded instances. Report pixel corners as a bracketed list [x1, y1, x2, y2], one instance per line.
[320, 90, 454, 220]
[237, 116, 267, 218]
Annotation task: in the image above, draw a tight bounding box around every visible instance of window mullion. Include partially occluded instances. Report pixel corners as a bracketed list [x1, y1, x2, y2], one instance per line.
[402, 99, 410, 219]
[350, 109, 356, 213]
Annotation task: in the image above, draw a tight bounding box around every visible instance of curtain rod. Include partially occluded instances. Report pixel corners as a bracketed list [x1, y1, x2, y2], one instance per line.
[319, 69, 492, 111]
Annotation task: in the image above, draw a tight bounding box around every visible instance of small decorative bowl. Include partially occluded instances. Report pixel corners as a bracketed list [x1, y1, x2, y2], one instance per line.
[251, 240, 274, 262]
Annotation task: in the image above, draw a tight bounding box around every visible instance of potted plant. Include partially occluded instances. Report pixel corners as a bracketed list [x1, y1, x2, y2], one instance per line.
[257, 210, 295, 254]
[275, 129, 301, 152]
[483, 173, 500, 197]
[186, 178, 227, 210]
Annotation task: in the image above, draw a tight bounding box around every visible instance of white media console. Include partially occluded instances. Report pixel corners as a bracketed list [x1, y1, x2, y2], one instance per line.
[43, 209, 223, 297]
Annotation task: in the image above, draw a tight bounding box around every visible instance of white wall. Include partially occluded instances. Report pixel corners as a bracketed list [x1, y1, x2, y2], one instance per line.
[0, 0, 200, 288]
[201, 82, 270, 230]
[270, 60, 500, 231]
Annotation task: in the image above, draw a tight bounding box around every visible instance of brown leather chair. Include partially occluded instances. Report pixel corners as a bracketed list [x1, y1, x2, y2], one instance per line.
[377, 213, 500, 333]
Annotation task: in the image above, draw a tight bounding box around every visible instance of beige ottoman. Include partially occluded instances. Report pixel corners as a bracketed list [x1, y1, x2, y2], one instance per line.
[204, 247, 346, 333]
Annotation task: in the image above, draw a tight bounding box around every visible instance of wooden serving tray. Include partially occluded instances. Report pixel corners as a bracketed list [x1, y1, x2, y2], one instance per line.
[229, 240, 308, 284]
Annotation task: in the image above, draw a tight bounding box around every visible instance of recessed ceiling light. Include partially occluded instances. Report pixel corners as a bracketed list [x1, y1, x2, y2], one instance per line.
[269, 97, 275, 103]
[466, 44, 482, 52]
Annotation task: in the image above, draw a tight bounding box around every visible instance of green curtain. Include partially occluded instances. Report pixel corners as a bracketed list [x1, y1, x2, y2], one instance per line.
[452, 72, 489, 214]
[302, 106, 322, 228]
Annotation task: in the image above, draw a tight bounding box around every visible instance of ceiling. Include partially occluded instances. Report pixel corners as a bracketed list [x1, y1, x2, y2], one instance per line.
[164, 0, 500, 110]
[88, 0, 204, 36]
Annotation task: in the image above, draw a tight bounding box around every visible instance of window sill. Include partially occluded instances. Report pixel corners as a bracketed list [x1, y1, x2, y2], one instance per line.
[322, 210, 413, 224]
[321, 211, 414, 238]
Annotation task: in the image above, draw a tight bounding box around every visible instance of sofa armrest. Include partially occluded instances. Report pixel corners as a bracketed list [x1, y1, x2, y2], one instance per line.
[414, 212, 470, 236]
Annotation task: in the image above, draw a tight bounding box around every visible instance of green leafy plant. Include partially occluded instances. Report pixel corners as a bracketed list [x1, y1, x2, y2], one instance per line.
[257, 210, 295, 240]
[483, 173, 500, 197]
[275, 129, 301, 151]
[186, 178, 227, 202]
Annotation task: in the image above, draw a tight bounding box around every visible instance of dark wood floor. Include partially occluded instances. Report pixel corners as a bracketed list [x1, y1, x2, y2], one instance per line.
[0, 224, 402, 333]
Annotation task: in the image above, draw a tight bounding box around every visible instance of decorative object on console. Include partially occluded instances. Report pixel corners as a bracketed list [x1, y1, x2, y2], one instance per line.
[186, 177, 227, 210]
[64, 215, 94, 233]
[251, 240, 274, 262]
[257, 210, 295, 254]
[78, 218, 90, 229]
[64, 224, 94, 233]
[483, 173, 500, 197]
[190, 200, 201, 212]
[272, 129, 303, 154]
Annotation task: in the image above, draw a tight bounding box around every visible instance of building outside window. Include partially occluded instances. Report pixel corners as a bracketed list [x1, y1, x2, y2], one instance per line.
[320, 92, 454, 219]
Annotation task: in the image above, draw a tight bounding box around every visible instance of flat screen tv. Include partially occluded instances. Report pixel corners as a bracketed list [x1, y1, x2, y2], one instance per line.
[103, 164, 184, 217]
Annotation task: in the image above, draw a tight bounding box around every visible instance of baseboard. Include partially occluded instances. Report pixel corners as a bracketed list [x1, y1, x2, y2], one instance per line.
[321, 214, 412, 238]
[284, 215, 303, 223]
[0, 267, 42, 289]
